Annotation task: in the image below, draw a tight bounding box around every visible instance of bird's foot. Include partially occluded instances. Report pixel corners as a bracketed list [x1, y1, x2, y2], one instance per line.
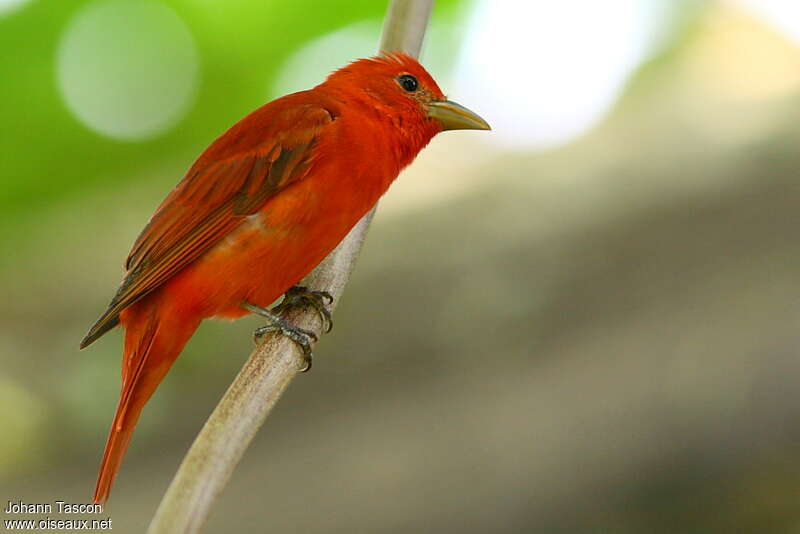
[243, 302, 317, 372]
[272, 285, 334, 333]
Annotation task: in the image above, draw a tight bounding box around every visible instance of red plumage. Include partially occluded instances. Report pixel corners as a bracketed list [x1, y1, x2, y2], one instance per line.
[81, 53, 488, 503]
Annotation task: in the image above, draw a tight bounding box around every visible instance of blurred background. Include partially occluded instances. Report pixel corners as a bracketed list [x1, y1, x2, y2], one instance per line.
[2, 0, 800, 531]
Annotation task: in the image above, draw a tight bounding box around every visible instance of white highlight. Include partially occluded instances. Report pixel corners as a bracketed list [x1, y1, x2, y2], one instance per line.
[734, 0, 800, 44]
[453, 0, 668, 149]
[0, 0, 31, 16]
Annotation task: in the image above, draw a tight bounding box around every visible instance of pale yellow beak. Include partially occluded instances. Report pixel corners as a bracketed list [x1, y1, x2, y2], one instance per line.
[426, 100, 491, 131]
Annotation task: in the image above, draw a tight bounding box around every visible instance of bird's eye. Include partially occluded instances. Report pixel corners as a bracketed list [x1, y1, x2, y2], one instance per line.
[397, 74, 418, 92]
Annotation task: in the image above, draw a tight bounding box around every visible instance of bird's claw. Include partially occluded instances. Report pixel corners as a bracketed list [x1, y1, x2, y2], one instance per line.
[244, 302, 317, 372]
[272, 286, 334, 333]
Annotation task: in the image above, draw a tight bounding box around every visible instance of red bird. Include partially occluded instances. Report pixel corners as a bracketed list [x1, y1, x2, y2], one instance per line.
[81, 52, 489, 503]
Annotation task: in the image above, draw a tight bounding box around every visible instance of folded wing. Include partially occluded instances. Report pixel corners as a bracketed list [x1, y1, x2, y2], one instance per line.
[80, 102, 334, 348]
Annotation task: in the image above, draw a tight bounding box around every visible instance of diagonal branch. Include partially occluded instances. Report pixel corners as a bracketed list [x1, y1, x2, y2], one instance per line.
[146, 1, 433, 532]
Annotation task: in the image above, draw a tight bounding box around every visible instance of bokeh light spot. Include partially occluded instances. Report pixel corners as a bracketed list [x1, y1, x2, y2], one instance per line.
[57, 0, 199, 141]
[0, 0, 30, 16]
[454, 0, 669, 150]
[0, 0, 31, 16]
[270, 21, 380, 99]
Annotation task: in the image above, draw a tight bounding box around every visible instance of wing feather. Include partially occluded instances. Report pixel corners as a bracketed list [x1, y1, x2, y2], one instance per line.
[80, 103, 333, 348]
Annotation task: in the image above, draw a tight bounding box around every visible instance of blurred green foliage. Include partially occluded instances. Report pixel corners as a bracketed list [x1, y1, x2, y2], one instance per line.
[0, 0, 463, 232]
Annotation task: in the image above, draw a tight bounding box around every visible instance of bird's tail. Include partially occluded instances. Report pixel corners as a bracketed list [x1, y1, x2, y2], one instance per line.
[93, 302, 199, 504]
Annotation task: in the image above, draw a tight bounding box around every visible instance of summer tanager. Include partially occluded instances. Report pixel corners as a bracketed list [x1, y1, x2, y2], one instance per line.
[81, 53, 489, 504]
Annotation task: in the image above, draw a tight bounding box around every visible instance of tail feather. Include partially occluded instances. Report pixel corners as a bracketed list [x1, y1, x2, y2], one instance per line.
[93, 305, 199, 504]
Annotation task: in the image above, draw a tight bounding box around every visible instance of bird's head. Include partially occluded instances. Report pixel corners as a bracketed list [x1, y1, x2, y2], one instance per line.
[322, 52, 490, 135]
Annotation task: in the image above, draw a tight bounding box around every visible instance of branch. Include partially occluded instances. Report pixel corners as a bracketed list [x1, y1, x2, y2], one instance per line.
[146, 2, 433, 532]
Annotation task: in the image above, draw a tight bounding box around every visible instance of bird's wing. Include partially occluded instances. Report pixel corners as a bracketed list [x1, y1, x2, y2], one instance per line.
[81, 103, 334, 348]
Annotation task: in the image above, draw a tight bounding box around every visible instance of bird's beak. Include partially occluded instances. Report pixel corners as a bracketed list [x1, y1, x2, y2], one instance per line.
[426, 100, 491, 131]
